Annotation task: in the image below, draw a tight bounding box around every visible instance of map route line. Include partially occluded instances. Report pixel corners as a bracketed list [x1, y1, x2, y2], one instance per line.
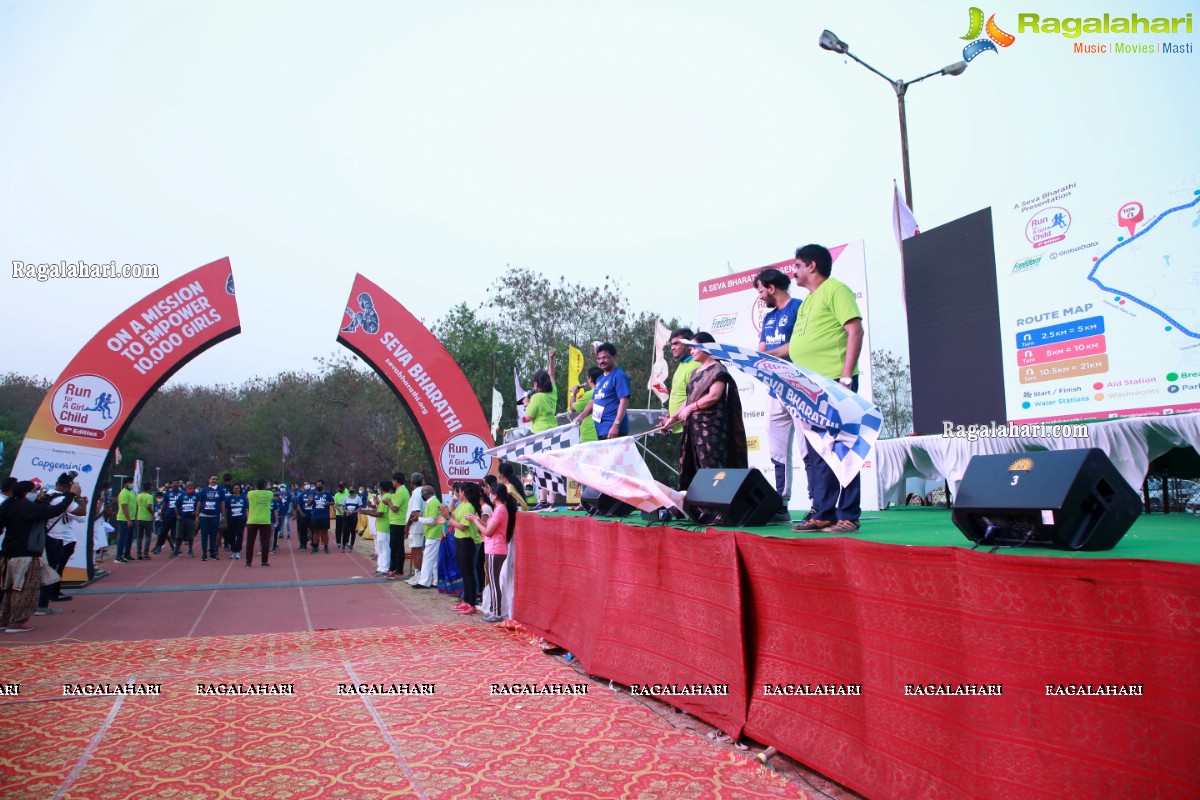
[1086, 192, 1200, 339]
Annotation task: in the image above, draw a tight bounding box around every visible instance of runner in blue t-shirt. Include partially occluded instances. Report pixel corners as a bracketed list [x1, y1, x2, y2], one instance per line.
[225, 486, 248, 559]
[155, 482, 182, 553]
[172, 483, 200, 557]
[308, 482, 335, 553]
[195, 476, 227, 562]
[295, 485, 313, 551]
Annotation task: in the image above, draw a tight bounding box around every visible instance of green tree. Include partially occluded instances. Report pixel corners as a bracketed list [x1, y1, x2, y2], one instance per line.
[432, 303, 520, 433]
[0, 373, 51, 477]
[870, 349, 913, 439]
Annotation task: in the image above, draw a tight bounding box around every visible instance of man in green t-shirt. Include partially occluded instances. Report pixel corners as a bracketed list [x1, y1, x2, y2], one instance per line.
[383, 472, 411, 579]
[789, 243, 864, 535]
[666, 327, 700, 437]
[134, 487, 155, 560]
[410, 486, 444, 588]
[245, 479, 276, 567]
[116, 478, 136, 563]
[334, 484, 350, 551]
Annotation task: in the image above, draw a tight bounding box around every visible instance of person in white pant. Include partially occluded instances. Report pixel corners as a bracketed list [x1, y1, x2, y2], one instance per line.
[410, 487, 445, 589]
[362, 480, 392, 576]
[404, 472, 427, 580]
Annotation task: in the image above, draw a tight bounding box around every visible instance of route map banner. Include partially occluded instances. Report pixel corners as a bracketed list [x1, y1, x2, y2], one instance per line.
[9, 258, 241, 580]
[995, 169, 1200, 423]
[696, 242, 880, 510]
[336, 274, 495, 493]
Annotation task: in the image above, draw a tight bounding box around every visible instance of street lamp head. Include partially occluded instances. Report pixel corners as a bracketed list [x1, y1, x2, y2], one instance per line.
[941, 61, 968, 77]
[819, 29, 849, 54]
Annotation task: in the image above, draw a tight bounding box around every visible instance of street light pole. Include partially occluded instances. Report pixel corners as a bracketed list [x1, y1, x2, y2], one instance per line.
[819, 30, 966, 212]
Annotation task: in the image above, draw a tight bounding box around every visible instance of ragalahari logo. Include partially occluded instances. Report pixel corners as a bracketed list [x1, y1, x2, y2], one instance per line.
[961, 7, 1016, 61]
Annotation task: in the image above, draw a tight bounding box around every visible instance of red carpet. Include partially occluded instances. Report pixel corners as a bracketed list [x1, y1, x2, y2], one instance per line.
[0, 624, 809, 799]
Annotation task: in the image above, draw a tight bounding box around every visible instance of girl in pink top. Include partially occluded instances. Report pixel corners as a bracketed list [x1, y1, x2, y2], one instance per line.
[468, 483, 517, 624]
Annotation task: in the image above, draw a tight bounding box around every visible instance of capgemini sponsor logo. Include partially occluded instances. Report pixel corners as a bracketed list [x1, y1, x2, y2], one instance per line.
[710, 314, 738, 334]
[30, 457, 92, 475]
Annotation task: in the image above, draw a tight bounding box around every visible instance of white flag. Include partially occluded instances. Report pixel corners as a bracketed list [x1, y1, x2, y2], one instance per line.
[513, 366, 527, 405]
[524, 438, 684, 514]
[689, 340, 882, 488]
[491, 388, 503, 438]
[648, 319, 670, 404]
[893, 180, 920, 250]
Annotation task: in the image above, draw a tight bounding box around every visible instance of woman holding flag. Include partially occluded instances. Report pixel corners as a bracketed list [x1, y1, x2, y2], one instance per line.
[521, 348, 558, 510]
[659, 332, 748, 491]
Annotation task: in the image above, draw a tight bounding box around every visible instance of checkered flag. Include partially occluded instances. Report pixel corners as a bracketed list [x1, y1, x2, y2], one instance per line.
[484, 422, 580, 462]
[485, 423, 579, 502]
[531, 469, 567, 498]
[690, 340, 882, 487]
[524, 438, 685, 513]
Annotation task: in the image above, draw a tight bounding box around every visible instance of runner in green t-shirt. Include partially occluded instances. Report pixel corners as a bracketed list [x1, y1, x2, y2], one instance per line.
[384, 472, 411, 579]
[115, 479, 136, 563]
[334, 485, 350, 551]
[245, 479, 276, 567]
[523, 348, 558, 510]
[134, 489, 155, 560]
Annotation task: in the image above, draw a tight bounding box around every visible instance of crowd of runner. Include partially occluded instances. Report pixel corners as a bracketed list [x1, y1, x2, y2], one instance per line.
[0, 468, 526, 634]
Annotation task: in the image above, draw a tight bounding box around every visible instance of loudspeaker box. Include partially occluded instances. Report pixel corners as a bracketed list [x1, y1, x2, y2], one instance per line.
[951, 448, 1140, 550]
[581, 486, 635, 517]
[683, 468, 778, 527]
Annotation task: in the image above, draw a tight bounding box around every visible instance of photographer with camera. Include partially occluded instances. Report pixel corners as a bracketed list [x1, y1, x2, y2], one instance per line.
[36, 472, 89, 616]
[0, 479, 78, 633]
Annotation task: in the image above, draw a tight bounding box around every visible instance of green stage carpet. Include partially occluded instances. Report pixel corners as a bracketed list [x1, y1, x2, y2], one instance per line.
[558, 507, 1200, 564]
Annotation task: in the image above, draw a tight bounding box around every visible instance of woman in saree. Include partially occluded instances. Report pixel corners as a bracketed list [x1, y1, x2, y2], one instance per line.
[436, 484, 464, 598]
[659, 331, 748, 491]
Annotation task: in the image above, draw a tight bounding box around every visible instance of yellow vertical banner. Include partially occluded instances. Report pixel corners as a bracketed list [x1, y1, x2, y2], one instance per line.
[568, 345, 584, 390]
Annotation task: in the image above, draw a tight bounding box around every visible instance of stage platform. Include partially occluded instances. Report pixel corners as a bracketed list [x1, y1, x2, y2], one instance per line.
[514, 508, 1200, 800]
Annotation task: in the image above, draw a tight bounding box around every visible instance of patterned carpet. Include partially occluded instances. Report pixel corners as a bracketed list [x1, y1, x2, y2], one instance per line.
[0, 625, 808, 799]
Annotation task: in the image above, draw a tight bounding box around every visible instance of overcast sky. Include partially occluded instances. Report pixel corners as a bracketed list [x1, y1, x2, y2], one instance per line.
[2, 0, 1196, 387]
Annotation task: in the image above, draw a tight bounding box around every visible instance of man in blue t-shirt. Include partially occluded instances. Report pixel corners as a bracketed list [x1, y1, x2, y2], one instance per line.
[172, 482, 199, 557]
[154, 480, 182, 554]
[756, 267, 806, 525]
[225, 486, 248, 559]
[294, 483, 312, 551]
[195, 475, 227, 561]
[308, 481, 335, 554]
[573, 342, 631, 439]
[279, 485, 293, 540]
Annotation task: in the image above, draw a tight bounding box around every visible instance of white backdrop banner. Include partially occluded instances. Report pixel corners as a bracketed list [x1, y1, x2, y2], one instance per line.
[695, 241, 880, 510]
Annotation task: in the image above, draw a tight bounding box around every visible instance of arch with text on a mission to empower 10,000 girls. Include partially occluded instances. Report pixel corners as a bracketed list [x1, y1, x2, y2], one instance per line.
[335, 273, 496, 496]
[9, 258, 241, 581]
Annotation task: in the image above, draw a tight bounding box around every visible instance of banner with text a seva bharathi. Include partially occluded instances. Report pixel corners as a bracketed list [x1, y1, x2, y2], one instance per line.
[337, 273, 496, 494]
[10, 257, 241, 580]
